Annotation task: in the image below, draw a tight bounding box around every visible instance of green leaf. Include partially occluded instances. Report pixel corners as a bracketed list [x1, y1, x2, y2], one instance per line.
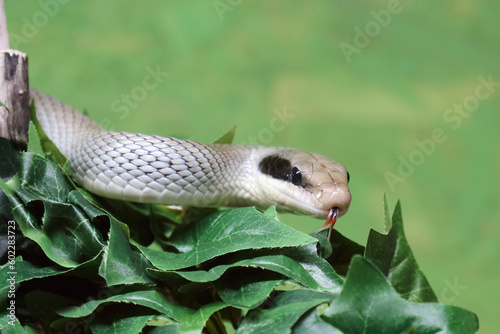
[0, 254, 102, 306]
[88, 306, 157, 334]
[215, 270, 283, 308]
[0, 258, 67, 306]
[56, 290, 179, 319]
[138, 207, 317, 271]
[212, 126, 237, 144]
[365, 200, 438, 302]
[316, 229, 365, 276]
[25, 291, 79, 323]
[99, 218, 155, 286]
[19, 152, 72, 201]
[293, 309, 342, 334]
[6, 191, 83, 267]
[91, 315, 155, 334]
[81, 193, 181, 245]
[146, 324, 180, 334]
[27, 122, 44, 156]
[0, 315, 25, 334]
[150, 241, 342, 309]
[236, 289, 335, 334]
[150, 244, 342, 290]
[57, 290, 227, 333]
[2, 153, 109, 267]
[322, 256, 479, 334]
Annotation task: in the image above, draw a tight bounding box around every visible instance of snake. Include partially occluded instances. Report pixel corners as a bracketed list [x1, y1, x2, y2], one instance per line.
[31, 90, 352, 236]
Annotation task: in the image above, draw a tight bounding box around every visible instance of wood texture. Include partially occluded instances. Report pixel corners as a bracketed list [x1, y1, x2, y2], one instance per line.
[0, 50, 30, 149]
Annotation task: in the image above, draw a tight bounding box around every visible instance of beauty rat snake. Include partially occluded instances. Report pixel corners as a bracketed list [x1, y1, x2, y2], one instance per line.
[31, 90, 351, 237]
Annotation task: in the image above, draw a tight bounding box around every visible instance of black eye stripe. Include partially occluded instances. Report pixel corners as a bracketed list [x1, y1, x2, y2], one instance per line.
[347, 172, 350, 183]
[259, 155, 302, 186]
[259, 155, 291, 181]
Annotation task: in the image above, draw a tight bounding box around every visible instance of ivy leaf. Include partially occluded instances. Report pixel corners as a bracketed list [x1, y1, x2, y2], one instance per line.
[79, 193, 181, 246]
[137, 207, 317, 271]
[0, 258, 67, 308]
[150, 242, 342, 309]
[150, 243, 342, 291]
[215, 270, 283, 309]
[212, 126, 237, 144]
[322, 256, 479, 334]
[0, 316, 26, 334]
[19, 152, 72, 201]
[27, 122, 44, 156]
[365, 200, 438, 302]
[99, 218, 154, 286]
[2, 153, 109, 267]
[88, 306, 158, 334]
[56, 290, 227, 333]
[314, 229, 365, 276]
[0, 254, 102, 305]
[5, 190, 85, 267]
[0, 254, 103, 329]
[293, 309, 342, 334]
[236, 289, 335, 334]
[25, 291, 79, 324]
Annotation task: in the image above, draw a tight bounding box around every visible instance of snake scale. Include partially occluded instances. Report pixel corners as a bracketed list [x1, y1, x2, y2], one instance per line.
[31, 90, 351, 233]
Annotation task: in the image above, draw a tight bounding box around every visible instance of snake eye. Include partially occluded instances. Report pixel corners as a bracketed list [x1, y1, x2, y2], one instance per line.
[347, 172, 350, 183]
[288, 167, 302, 186]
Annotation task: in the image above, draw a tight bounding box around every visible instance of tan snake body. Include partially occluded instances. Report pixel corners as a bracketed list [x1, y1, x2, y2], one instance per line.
[31, 90, 351, 223]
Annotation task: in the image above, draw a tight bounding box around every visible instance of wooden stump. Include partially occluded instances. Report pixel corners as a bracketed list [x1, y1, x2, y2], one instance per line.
[0, 49, 30, 150]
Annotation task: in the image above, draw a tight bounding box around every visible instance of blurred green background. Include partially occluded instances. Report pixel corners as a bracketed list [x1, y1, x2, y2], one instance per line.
[5, 1, 499, 332]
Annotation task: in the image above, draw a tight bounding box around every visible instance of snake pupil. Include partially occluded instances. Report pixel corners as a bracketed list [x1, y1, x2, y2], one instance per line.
[347, 172, 350, 183]
[288, 167, 302, 186]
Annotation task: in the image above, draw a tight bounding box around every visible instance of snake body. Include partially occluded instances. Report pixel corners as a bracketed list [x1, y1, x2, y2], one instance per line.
[31, 90, 351, 220]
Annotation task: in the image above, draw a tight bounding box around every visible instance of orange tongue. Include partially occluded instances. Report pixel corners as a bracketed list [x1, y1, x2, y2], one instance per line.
[319, 208, 338, 240]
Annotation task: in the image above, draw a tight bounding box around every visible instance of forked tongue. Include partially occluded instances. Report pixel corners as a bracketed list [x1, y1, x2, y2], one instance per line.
[318, 207, 339, 240]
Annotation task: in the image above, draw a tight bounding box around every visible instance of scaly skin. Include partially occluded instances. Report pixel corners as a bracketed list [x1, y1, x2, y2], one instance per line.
[31, 89, 351, 220]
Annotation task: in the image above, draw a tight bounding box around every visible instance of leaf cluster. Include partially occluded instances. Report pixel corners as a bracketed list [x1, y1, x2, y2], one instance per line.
[0, 130, 479, 333]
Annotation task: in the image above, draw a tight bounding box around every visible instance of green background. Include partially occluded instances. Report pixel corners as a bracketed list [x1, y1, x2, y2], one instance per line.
[5, 1, 499, 332]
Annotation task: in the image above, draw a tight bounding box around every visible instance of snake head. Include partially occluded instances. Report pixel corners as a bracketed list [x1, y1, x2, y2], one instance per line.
[255, 149, 351, 219]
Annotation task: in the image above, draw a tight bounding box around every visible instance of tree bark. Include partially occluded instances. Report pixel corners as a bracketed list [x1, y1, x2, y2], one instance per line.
[0, 0, 8, 49]
[0, 0, 30, 150]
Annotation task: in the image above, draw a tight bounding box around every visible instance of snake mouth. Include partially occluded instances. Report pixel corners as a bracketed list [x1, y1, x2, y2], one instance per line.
[317, 207, 339, 240]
